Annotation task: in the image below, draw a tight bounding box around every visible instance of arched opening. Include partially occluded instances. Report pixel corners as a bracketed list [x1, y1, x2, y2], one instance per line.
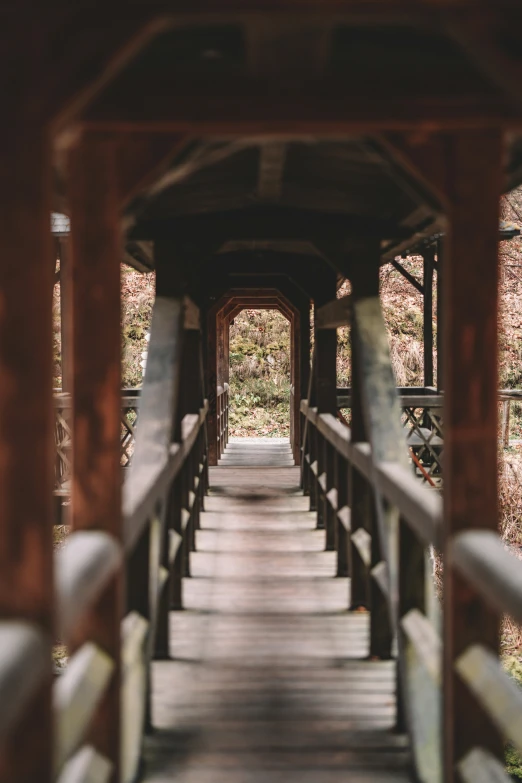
[228, 308, 291, 439]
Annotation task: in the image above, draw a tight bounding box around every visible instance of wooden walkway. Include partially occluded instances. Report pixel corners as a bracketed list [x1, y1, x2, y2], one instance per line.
[143, 440, 411, 782]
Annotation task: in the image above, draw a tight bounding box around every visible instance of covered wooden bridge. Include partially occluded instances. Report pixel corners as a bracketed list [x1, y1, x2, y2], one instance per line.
[5, 4, 522, 783]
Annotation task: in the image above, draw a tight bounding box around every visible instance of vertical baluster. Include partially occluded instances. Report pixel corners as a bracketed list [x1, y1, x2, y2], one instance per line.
[397, 515, 433, 768]
[309, 417, 318, 513]
[316, 430, 326, 530]
[336, 454, 350, 578]
[324, 439, 337, 551]
[301, 411, 311, 495]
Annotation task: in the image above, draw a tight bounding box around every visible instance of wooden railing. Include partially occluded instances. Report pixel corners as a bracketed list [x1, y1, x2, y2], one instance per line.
[499, 390, 522, 448]
[0, 297, 209, 782]
[54, 389, 141, 497]
[337, 386, 443, 488]
[216, 383, 229, 460]
[303, 295, 522, 783]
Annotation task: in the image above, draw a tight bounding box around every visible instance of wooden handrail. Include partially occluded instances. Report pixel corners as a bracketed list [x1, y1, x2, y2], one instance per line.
[0, 623, 48, 742]
[451, 531, 522, 626]
[55, 532, 122, 642]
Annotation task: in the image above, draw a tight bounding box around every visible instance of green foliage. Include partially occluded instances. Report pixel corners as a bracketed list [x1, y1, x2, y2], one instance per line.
[229, 310, 291, 437]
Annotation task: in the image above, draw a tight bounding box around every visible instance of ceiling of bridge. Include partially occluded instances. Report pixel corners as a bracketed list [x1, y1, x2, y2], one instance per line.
[124, 136, 440, 266]
[75, 13, 522, 277]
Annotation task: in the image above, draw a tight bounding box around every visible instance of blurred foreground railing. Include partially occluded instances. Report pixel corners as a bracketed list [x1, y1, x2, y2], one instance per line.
[303, 297, 522, 783]
[54, 389, 141, 498]
[0, 297, 209, 782]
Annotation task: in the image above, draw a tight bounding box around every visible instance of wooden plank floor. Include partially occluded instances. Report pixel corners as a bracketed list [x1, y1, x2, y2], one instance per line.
[218, 437, 296, 467]
[143, 440, 412, 782]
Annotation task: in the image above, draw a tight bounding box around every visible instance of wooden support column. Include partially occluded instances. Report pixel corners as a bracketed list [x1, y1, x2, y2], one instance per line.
[0, 124, 54, 783]
[436, 239, 444, 391]
[349, 260, 377, 615]
[423, 248, 435, 388]
[300, 301, 311, 402]
[58, 236, 73, 392]
[205, 308, 219, 466]
[68, 132, 123, 780]
[290, 311, 302, 465]
[314, 276, 337, 532]
[443, 132, 504, 781]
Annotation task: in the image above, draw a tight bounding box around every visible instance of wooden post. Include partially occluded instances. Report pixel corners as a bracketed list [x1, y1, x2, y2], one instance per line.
[324, 440, 337, 551]
[423, 248, 434, 388]
[335, 453, 350, 578]
[58, 236, 73, 392]
[0, 124, 54, 783]
[348, 262, 376, 613]
[436, 239, 444, 392]
[314, 276, 337, 529]
[206, 308, 219, 465]
[68, 131, 123, 779]
[442, 131, 504, 780]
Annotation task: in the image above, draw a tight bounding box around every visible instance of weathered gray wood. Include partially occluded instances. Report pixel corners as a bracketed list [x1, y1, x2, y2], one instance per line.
[56, 746, 112, 783]
[457, 747, 512, 783]
[54, 643, 114, 771]
[130, 297, 183, 473]
[351, 529, 372, 567]
[401, 610, 441, 685]
[121, 612, 149, 783]
[143, 457, 410, 782]
[376, 463, 442, 548]
[455, 645, 522, 755]
[55, 532, 122, 641]
[315, 295, 352, 330]
[400, 610, 442, 783]
[451, 531, 522, 626]
[124, 405, 208, 551]
[0, 623, 48, 742]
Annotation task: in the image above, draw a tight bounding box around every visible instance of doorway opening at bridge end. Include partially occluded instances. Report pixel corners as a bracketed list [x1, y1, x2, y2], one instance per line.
[228, 308, 291, 440]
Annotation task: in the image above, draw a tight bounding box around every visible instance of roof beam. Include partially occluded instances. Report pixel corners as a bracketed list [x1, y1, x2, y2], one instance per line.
[129, 207, 412, 242]
[83, 86, 520, 133]
[257, 143, 287, 202]
[446, 12, 522, 113]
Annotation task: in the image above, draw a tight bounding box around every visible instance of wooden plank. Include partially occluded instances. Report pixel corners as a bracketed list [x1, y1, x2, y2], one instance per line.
[455, 645, 522, 755]
[0, 121, 54, 782]
[84, 87, 520, 134]
[442, 131, 504, 779]
[56, 746, 112, 783]
[315, 296, 352, 330]
[400, 610, 442, 783]
[423, 249, 435, 387]
[375, 463, 442, 548]
[458, 747, 512, 783]
[0, 623, 48, 742]
[350, 251, 395, 657]
[55, 532, 122, 642]
[54, 643, 115, 772]
[451, 530, 522, 626]
[68, 131, 123, 780]
[401, 610, 441, 685]
[436, 239, 444, 391]
[121, 612, 149, 783]
[143, 456, 410, 782]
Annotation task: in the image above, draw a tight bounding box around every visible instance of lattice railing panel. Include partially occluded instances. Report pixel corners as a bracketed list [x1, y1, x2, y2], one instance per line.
[54, 391, 140, 493]
[401, 405, 443, 489]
